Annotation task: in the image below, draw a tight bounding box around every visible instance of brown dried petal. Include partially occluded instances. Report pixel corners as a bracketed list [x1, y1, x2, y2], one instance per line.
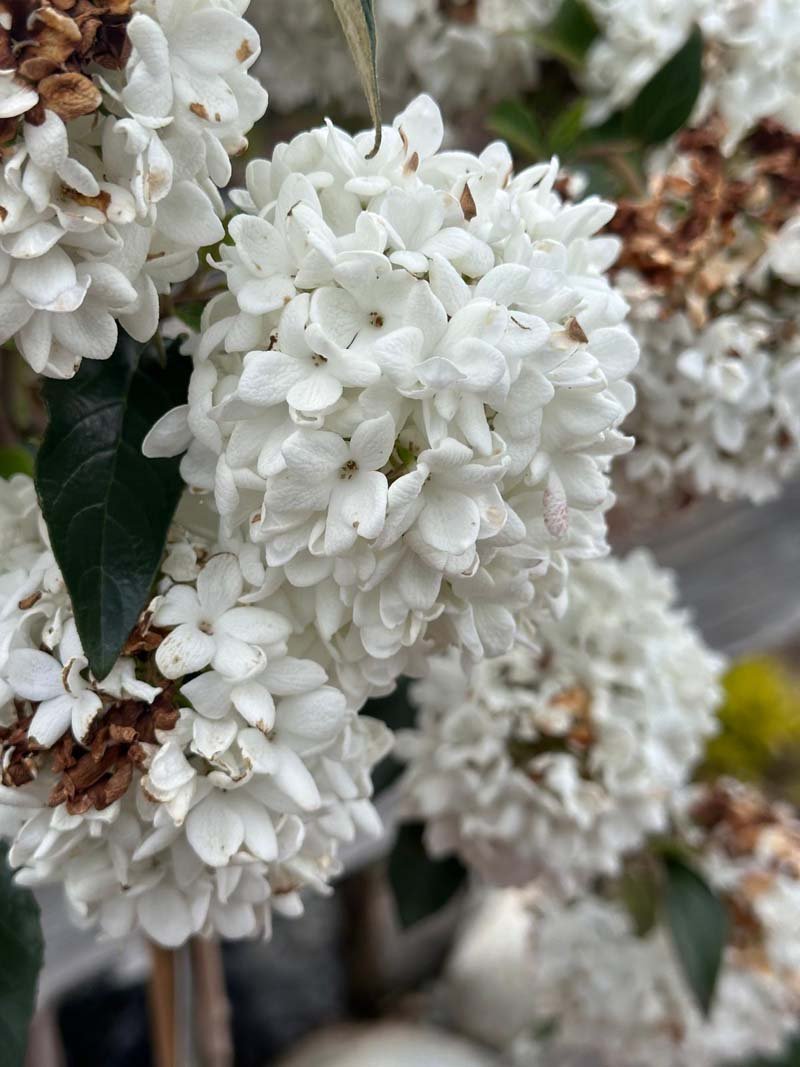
[37, 71, 101, 120]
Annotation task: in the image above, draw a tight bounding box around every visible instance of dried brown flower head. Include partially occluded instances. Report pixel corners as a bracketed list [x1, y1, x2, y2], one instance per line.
[0, 0, 131, 138]
[607, 117, 800, 327]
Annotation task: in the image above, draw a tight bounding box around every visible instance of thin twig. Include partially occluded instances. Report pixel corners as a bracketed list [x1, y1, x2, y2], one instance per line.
[148, 943, 178, 1067]
[190, 937, 233, 1067]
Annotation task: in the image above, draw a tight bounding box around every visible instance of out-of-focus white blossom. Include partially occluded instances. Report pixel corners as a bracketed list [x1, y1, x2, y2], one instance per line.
[0, 0, 267, 378]
[145, 95, 638, 709]
[610, 121, 800, 507]
[396, 551, 723, 892]
[0, 476, 389, 946]
[251, 0, 558, 117]
[622, 295, 800, 505]
[510, 781, 800, 1067]
[584, 0, 800, 152]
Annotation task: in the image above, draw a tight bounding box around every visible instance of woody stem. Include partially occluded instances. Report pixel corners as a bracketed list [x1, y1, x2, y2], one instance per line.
[190, 937, 233, 1067]
[148, 943, 179, 1067]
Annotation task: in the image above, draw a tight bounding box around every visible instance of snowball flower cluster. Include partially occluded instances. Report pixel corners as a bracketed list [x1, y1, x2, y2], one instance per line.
[623, 297, 800, 505]
[149, 94, 638, 709]
[395, 551, 723, 892]
[510, 781, 800, 1067]
[0, 475, 389, 946]
[251, 0, 557, 117]
[612, 121, 800, 506]
[583, 0, 800, 152]
[0, 0, 267, 378]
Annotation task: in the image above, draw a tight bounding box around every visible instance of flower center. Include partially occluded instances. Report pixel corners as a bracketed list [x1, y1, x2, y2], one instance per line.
[369, 311, 384, 328]
[339, 459, 359, 480]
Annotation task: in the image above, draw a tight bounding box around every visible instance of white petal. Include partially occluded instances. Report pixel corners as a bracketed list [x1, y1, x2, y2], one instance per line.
[230, 681, 276, 732]
[186, 793, 244, 868]
[137, 887, 193, 948]
[277, 687, 347, 746]
[6, 649, 64, 701]
[28, 695, 74, 747]
[155, 624, 215, 679]
[181, 672, 233, 720]
[197, 554, 243, 618]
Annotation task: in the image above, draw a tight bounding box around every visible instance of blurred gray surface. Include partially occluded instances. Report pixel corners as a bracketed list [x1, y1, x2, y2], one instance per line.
[613, 479, 800, 655]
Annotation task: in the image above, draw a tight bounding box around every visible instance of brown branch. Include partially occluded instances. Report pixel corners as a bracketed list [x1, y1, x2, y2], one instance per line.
[190, 937, 233, 1067]
[148, 943, 178, 1067]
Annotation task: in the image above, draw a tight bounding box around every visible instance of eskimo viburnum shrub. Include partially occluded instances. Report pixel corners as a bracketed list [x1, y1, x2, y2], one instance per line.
[0, 0, 267, 378]
[396, 552, 723, 891]
[147, 94, 639, 709]
[0, 476, 390, 945]
[511, 781, 800, 1067]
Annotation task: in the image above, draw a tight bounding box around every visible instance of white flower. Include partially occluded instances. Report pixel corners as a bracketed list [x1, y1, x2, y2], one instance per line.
[6, 619, 102, 747]
[0, 0, 267, 378]
[153, 552, 291, 679]
[150, 95, 638, 706]
[508, 781, 800, 1067]
[396, 551, 723, 892]
[0, 480, 391, 946]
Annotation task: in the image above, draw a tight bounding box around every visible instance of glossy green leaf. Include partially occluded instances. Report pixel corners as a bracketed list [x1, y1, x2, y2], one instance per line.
[388, 822, 467, 929]
[0, 847, 43, 1067]
[663, 854, 728, 1016]
[533, 0, 599, 66]
[36, 332, 191, 680]
[622, 26, 704, 144]
[331, 0, 382, 157]
[489, 99, 546, 160]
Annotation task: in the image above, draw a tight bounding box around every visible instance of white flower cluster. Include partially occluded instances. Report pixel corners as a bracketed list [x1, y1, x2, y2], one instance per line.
[0, 475, 390, 946]
[510, 781, 800, 1067]
[583, 0, 800, 152]
[612, 123, 800, 507]
[149, 95, 639, 711]
[623, 293, 800, 505]
[0, 0, 267, 379]
[251, 0, 557, 117]
[396, 551, 723, 892]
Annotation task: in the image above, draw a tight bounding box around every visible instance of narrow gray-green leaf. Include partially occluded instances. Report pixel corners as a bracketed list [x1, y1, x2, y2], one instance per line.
[0, 847, 43, 1067]
[36, 331, 191, 680]
[663, 855, 728, 1016]
[331, 0, 382, 157]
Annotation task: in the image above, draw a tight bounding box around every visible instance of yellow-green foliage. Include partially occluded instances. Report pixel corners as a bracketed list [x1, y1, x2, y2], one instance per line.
[703, 657, 800, 784]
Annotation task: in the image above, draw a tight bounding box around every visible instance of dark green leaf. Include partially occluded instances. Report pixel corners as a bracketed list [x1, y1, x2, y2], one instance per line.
[622, 26, 704, 145]
[388, 822, 467, 929]
[533, 0, 599, 66]
[0, 847, 43, 1067]
[36, 332, 191, 680]
[0, 446, 35, 479]
[489, 100, 546, 160]
[547, 98, 587, 156]
[663, 854, 728, 1016]
[331, 0, 382, 157]
[366, 679, 415, 794]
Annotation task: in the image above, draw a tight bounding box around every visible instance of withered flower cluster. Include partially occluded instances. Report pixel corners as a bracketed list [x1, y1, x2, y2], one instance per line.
[0, 0, 131, 143]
